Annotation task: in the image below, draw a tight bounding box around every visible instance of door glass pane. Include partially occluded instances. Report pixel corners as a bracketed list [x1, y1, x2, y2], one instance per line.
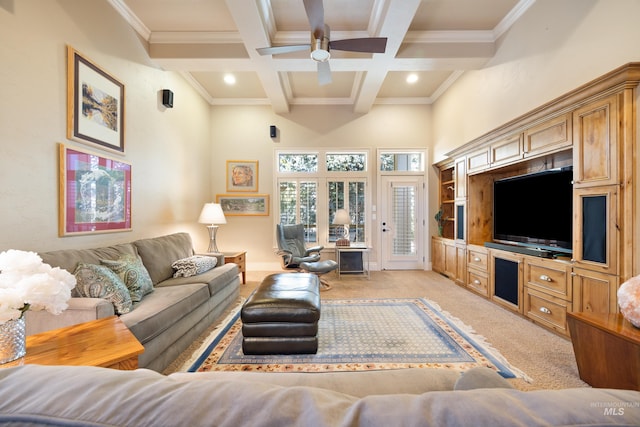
[392, 185, 416, 255]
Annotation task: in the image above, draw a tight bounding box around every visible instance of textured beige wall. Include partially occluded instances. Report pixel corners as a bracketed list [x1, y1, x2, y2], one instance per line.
[0, 0, 213, 253]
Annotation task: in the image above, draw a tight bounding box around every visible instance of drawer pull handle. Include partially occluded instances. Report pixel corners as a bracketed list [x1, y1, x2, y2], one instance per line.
[473, 280, 481, 285]
[539, 307, 552, 315]
[473, 257, 481, 262]
[539, 274, 552, 282]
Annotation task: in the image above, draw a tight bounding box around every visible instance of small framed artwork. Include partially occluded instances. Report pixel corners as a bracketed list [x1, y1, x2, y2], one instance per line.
[58, 143, 132, 236]
[216, 194, 269, 216]
[226, 160, 258, 192]
[67, 45, 125, 153]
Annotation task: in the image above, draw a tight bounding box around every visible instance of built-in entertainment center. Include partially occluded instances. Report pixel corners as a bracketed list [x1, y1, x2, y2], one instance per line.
[432, 63, 639, 337]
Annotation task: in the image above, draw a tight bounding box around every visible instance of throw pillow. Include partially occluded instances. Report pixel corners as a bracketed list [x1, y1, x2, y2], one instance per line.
[172, 255, 217, 278]
[101, 253, 154, 302]
[74, 263, 133, 315]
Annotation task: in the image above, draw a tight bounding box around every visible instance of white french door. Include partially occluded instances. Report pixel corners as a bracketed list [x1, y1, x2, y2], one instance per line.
[380, 176, 425, 270]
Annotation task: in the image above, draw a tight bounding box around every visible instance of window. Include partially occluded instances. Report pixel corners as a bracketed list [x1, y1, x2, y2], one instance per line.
[379, 152, 424, 172]
[276, 150, 369, 246]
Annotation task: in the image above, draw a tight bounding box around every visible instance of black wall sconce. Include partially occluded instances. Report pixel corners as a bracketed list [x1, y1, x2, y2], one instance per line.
[270, 125, 277, 138]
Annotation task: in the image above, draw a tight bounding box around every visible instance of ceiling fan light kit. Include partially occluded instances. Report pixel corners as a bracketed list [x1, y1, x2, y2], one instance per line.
[311, 34, 330, 62]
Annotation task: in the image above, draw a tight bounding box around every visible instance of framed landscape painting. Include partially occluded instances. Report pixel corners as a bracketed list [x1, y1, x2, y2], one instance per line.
[59, 143, 132, 236]
[216, 194, 269, 216]
[67, 45, 125, 153]
[226, 160, 258, 192]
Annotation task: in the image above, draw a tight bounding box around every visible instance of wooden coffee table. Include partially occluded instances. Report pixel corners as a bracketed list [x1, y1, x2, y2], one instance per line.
[0, 316, 144, 370]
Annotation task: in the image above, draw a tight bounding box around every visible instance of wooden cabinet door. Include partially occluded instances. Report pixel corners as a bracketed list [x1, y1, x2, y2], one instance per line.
[573, 185, 618, 275]
[573, 95, 618, 187]
[572, 268, 619, 314]
[432, 237, 445, 273]
[455, 244, 466, 285]
[489, 250, 524, 313]
[524, 113, 572, 158]
[443, 240, 457, 279]
[455, 157, 466, 199]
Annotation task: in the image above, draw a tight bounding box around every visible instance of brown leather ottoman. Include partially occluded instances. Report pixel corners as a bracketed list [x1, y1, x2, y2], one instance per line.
[241, 273, 321, 354]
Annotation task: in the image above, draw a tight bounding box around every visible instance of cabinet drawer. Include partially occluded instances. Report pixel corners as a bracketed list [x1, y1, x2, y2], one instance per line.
[524, 259, 571, 300]
[525, 288, 569, 334]
[467, 270, 489, 297]
[467, 247, 488, 272]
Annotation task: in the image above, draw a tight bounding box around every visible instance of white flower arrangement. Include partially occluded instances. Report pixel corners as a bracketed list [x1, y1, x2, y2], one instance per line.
[0, 249, 76, 324]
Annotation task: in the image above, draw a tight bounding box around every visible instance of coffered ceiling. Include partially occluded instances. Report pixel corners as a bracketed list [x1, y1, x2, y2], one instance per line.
[108, 0, 534, 113]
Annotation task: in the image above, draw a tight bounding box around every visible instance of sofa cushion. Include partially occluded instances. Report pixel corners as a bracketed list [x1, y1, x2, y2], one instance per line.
[172, 255, 217, 278]
[170, 368, 461, 397]
[119, 283, 209, 344]
[73, 263, 132, 315]
[134, 233, 194, 285]
[101, 253, 154, 302]
[39, 243, 138, 296]
[157, 263, 239, 297]
[454, 366, 515, 390]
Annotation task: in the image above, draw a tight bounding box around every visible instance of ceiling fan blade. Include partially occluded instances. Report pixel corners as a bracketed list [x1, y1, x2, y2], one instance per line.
[329, 38, 387, 53]
[303, 0, 325, 38]
[256, 45, 310, 56]
[317, 61, 332, 86]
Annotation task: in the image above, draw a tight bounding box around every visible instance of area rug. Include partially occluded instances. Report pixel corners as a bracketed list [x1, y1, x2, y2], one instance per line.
[181, 298, 529, 380]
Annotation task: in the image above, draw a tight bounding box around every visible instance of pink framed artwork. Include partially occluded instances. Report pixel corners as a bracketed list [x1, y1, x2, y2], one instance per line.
[58, 143, 132, 236]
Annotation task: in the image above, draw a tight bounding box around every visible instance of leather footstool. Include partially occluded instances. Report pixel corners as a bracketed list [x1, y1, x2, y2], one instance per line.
[241, 273, 321, 355]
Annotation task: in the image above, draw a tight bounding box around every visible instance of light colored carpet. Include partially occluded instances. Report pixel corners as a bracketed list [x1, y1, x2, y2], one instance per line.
[164, 270, 588, 391]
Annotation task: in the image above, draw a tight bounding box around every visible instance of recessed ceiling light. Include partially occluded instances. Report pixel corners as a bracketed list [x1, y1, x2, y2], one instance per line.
[406, 73, 418, 84]
[224, 74, 236, 85]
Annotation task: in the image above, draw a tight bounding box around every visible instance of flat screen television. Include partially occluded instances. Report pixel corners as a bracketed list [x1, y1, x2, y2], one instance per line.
[493, 167, 573, 255]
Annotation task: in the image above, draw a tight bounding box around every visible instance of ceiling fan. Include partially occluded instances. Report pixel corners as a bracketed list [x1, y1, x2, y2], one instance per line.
[256, 0, 387, 85]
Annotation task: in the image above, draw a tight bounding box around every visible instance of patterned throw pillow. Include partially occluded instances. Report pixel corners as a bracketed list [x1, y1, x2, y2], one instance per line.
[172, 255, 217, 278]
[101, 253, 154, 302]
[74, 263, 133, 315]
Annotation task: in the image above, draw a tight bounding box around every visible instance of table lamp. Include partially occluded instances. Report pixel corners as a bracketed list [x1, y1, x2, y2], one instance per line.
[333, 208, 351, 246]
[198, 203, 227, 253]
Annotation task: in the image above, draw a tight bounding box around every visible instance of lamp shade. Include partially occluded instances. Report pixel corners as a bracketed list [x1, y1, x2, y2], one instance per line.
[332, 208, 350, 225]
[198, 203, 227, 224]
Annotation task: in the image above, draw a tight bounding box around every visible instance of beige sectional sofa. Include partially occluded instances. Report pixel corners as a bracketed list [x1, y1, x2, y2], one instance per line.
[1, 365, 639, 426]
[26, 233, 240, 372]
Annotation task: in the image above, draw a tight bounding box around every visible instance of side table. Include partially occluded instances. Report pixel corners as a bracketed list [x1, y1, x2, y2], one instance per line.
[224, 251, 246, 284]
[0, 316, 144, 370]
[567, 311, 640, 390]
[335, 245, 370, 279]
